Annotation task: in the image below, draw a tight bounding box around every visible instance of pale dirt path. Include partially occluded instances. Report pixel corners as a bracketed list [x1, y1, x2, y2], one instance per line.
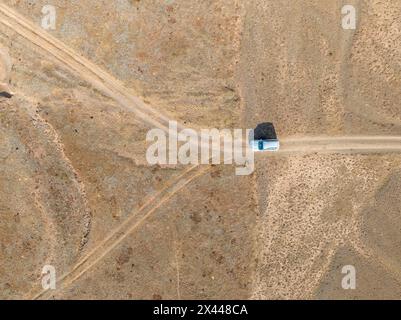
[0, 3, 173, 131]
[4, 1, 401, 300]
[32, 135, 401, 299]
[235, 0, 401, 299]
[276, 136, 401, 154]
[0, 3, 218, 300]
[31, 164, 212, 300]
[0, 3, 224, 300]
[0, 3, 234, 152]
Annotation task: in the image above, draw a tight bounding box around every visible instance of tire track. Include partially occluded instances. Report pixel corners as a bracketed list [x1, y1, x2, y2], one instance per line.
[0, 3, 223, 151]
[0, 1, 238, 151]
[0, 3, 173, 132]
[261, 136, 401, 155]
[0, 4, 220, 300]
[32, 164, 212, 300]
[4, 2, 401, 300]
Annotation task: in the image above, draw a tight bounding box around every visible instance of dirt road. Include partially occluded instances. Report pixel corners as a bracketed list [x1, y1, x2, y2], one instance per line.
[0, 3, 172, 131]
[238, 0, 401, 299]
[274, 136, 401, 154]
[1, 0, 401, 300]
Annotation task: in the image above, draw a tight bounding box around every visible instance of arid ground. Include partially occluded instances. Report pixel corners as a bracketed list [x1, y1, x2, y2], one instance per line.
[1, 0, 401, 299]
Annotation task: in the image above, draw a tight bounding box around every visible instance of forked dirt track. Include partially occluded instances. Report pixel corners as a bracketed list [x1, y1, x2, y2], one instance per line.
[29, 135, 401, 299]
[0, 3, 225, 300]
[2, 3, 401, 300]
[0, 3, 233, 151]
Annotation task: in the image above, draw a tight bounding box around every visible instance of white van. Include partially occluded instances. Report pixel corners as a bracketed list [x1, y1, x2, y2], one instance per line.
[250, 139, 280, 151]
[249, 122, 280, 152]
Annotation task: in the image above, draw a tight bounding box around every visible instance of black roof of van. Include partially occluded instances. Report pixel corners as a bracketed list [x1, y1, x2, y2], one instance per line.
[253, 122, 277, 140]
